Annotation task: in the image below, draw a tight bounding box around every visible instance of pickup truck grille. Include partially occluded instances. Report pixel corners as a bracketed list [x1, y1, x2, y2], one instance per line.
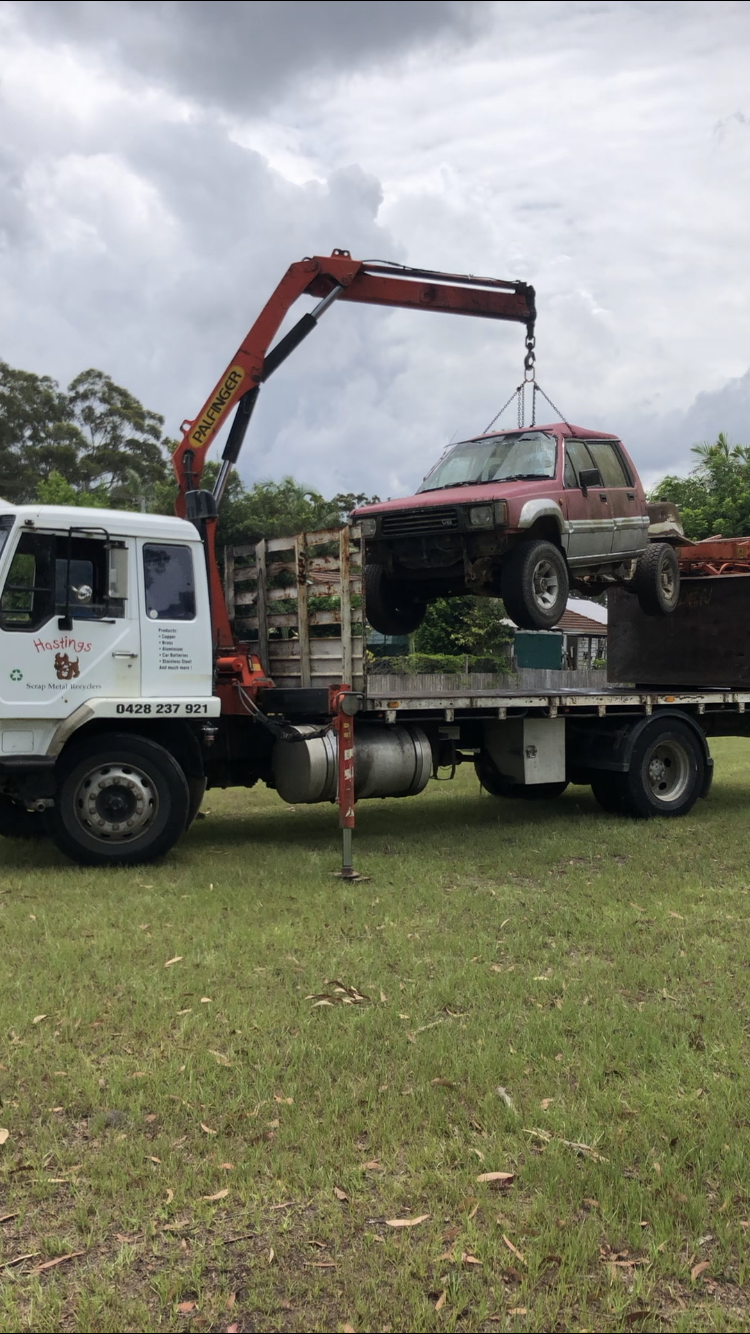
[381, 507, 459, 537]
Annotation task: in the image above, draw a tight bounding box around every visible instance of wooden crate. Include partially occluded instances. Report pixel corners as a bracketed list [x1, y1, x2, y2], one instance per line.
[225, 526, 365, 691]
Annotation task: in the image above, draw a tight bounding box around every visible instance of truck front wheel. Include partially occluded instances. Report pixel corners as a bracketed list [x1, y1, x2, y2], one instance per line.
[46, 732, 190, 866]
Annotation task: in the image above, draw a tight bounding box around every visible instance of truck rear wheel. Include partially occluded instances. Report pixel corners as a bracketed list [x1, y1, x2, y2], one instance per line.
[46, 732, 190, 866]
[591, 719, 705, 818]
[635, 542, 680, 616]
[365, 563, 426, 635]
[502, 539, 569, 629]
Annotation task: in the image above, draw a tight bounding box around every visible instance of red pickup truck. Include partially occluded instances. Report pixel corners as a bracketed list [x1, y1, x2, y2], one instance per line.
[354, 423, 680, 633]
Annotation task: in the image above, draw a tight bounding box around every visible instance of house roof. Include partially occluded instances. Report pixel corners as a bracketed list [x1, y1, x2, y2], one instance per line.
[558, 608, 608, 636]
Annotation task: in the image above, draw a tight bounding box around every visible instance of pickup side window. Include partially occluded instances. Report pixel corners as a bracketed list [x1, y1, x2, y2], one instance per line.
[564, 440, 596, 488]
[143, 544, 196, 621]
[586, 441, 629, 488]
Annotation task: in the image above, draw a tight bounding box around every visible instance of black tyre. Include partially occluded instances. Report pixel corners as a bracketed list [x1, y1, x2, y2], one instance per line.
[502, 540, 569, 629]
[635, 543, 680, 616]
[590, 771, 629, 814]
[0, 796, 43, 839]
[474, 753, 567, 800]
[619, 719, 705, 818]
[365, 564, 426, 635]
[45, 732, 190, 866]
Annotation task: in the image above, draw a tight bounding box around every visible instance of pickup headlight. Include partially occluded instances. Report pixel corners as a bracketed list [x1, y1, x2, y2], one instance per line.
[469, 505, 494, 528]
[359, 518, 377, 538]
[494, 500, 509, 525]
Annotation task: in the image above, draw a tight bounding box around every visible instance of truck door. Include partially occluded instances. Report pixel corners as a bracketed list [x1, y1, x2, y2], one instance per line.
[137, 539, 213, 697]
[0, 527, 141, 718]
[563, 439, 613, 560]
[585, 440, 648, 557]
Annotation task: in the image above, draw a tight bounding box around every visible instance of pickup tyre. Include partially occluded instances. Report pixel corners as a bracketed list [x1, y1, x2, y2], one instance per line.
[364, 563, 426, 636]
[501, 539, 569, 630]
[635, 542, 680, 616]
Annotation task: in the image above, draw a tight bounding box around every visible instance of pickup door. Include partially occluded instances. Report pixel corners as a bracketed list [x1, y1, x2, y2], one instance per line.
[585, 439, 648, 556]
[563, 439, 613, 561]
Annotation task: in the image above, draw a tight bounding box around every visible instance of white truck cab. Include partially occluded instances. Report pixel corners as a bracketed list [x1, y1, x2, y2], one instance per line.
[0, 503, 220, 864]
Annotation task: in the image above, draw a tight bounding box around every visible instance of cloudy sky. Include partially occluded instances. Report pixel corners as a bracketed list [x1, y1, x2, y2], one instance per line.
[1, 0, 748, 498]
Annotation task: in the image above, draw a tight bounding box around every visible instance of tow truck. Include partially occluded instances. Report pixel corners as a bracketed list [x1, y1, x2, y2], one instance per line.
[0, 251, 748, 868]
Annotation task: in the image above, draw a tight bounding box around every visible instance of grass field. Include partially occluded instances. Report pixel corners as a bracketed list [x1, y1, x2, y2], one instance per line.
[2, 738, 750, 1333]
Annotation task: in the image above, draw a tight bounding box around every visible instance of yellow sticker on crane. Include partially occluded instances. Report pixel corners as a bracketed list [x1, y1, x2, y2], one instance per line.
[189, 366, 245, 447]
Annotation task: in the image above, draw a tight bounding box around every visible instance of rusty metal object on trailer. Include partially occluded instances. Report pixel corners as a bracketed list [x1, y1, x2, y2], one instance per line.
[678, 535, 750, 578]
[646, 501, 688, 544]
[608, 577, 750, 688]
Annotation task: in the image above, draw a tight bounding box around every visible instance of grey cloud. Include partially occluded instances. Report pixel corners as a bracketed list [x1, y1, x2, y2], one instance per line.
[18, 0, 486, 112]
[625, 369, 750, 488]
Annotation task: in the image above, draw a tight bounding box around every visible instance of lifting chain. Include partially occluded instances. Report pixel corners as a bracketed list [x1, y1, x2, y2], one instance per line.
[482, 320, 571, 435]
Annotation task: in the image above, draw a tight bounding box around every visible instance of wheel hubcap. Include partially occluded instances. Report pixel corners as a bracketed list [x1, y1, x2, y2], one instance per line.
[532, 559, 560, 610]
[74, 763, 158, 841]
[660, 563, 676, 600]
[645, 741, 690, 803]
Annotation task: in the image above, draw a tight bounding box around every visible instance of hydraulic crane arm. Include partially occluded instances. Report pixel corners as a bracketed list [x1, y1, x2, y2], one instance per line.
[172, 250, 536, 509]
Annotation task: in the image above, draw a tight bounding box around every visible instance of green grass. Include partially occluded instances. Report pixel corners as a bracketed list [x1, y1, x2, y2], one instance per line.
[3, 738, 750, 1333]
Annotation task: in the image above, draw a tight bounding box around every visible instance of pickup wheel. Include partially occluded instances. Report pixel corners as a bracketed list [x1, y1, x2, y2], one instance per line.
[365, 564, 426, 635]
[0, 796, 43, 839]
[46, 732, 190, 866]
[501, 539, 569, 629]
[635, 542, 680, 616]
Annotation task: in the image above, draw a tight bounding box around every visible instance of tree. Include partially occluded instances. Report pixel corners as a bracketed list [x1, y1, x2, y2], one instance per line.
[651, 432, 750, 540]
[414, 595, 513, 659]
[0, 361, 85, 502]
[67, 369, 170, 507]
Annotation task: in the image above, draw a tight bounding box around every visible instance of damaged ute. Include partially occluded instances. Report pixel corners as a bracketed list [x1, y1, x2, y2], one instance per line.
[354, 422, 681, 633]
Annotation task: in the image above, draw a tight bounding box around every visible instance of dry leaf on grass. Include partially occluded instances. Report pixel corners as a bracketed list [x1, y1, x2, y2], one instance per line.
[307, 980, 371, 1007]
[200, 1122, 217, 1135]
[164, 956, 183, 968]
[435, 1290, 447, 1311]
[508, 1309, 527, 1317]
[462, 1252, 482, 1265]
[31, 1250, 85, 1274]
[523, 1127, 608, 1161]
[177, 1300, 196, 1313]
[333, 1186, 349, 1201]
[226, 1293, 236, 1310]
[495, 1086, 517, 1112]
[0, 1212, 19, 1224]
[502, 1235, 526, 1265]
[202, 1189, 229, 1202]
[540, 1098, 554, 1110]
[691, 1260, 711, 1281]
[343, 1325, 356, 1333]
[305, 1260, 336, 1268]
[274, 1095, 293, 1104]
[165, 1189, 174, 1205]
[268, 1247, 275, 1263]
[0, 1129, 9, 1145]
[385, 1214, 429, 1228]
[431, 1077, 457, 1088]
[209, 1050, 232, 1067]
[476, 1171, 515, 1186]
[3, 1252, 39, 1268]
[32, 1014, 47, 1024]
[360, 1159, 380, 1170]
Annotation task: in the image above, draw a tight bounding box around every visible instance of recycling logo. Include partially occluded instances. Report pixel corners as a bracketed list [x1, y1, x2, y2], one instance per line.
[10, 669, 22, 681]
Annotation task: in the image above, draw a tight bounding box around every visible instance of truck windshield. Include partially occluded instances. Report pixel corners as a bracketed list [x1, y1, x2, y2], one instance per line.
[418, 431, 556, 492]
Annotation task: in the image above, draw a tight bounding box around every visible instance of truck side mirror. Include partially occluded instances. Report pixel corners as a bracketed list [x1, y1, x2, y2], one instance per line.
[578, 467, 603, 496]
